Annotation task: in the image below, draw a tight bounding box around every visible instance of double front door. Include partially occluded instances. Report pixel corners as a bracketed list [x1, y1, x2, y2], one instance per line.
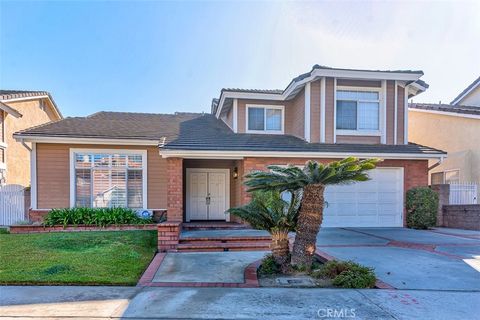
[186, 169, 230, 221]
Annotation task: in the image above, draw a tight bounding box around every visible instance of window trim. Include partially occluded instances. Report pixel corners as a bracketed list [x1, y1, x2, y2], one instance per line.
[335, 86, 382, 136]
[69, 148, 148, 209]
[245, 104, 285, 134]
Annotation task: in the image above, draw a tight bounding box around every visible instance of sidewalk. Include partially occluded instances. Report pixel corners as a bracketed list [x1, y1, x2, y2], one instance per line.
[1, 286, 478, 319]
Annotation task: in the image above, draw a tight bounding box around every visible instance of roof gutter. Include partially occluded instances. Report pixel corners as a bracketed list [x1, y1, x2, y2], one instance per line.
[158, 149, 446, 160]
[13, 134, 160, 146]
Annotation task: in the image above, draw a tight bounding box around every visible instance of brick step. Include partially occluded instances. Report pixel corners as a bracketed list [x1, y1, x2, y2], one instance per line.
[180, 236, 271, 243]
[176, 241, 271, 252]
[182, 223, 249, 231]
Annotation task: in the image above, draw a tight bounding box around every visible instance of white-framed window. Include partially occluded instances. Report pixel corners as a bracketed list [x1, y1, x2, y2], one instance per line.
[246, 105, 284, 134]
[336, 88, 381, 135]
[70, 149, 147, 209]
[430, 169, 460, 184]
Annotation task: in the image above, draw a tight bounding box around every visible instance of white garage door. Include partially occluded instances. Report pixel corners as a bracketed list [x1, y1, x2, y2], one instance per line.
[322, 168, 404, 227]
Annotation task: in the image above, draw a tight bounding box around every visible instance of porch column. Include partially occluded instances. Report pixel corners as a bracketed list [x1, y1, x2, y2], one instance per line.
[167, 157, 183, 222]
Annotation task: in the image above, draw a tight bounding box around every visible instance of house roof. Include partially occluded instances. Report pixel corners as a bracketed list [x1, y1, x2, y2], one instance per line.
[14, 111, 202, 142]
[409, 103, 480, 117]
[14, 111, 445, 157]
[0, 90, 63, 119]
[450, 76, 480, 105]
[161, 114, 445, 156]
[213, 64, 428, 116]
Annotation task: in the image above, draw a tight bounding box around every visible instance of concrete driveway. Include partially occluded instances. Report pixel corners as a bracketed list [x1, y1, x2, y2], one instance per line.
[316, 227, 480, 290]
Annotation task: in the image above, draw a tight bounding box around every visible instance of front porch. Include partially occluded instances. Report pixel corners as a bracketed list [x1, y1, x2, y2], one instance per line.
[167, 158, 247, 224]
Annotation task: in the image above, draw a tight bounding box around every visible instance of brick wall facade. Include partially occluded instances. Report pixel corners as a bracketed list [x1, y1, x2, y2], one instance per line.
[241, 157, 428, 226]
[167, 157, 183, 222]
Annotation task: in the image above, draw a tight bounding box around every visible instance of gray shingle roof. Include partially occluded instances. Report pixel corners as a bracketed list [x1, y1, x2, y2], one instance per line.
[162, 114, 445, 155]
[15, 111, 445, 156]
[15, 111, 203, 142]
[0, 90, 51, 101]
[409, 103, 480, 116]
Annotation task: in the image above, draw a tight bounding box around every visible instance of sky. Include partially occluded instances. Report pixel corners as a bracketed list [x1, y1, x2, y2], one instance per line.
[1, 0, 479, 117]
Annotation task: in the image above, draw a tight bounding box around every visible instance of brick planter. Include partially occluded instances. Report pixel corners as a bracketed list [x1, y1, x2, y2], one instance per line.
[157, 222, 182, 251]
[9, 224, 158, 234]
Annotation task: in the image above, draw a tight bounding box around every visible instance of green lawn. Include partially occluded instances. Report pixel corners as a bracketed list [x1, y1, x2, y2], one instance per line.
[0, 230, 157, 285]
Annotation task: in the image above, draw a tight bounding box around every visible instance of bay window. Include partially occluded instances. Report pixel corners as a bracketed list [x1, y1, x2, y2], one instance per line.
[336, 90, 380, 132]
[72, 150, 146, 209]
[247, 105, 284, 133]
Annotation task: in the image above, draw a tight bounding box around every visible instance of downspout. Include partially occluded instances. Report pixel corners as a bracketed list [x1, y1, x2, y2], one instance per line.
[428, 155, 445, 171]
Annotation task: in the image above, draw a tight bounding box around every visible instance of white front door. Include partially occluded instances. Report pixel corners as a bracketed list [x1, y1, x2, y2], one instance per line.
[186, 169, 230, 221]
[322, 168, 404, 227]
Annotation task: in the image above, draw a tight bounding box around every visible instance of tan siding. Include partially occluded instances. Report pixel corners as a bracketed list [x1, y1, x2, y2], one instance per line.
[0, 111, 4, 163]
[36, 143, 167, 209]
[236, 99, 289, 134]
[336, 135, 381, 144]
[386, 80, 395, 145]
[397, 86, 405, 144]
[310, 80, 321, 143]
[337, 79, 381, 88]
[325, 77, 335, 143]
[223, 107, 233, 129]
[4, 98, 60, 186]
[287, 88, 305, 139]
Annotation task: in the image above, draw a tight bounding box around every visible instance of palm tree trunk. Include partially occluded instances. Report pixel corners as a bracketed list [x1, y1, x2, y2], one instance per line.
[291, 183, 325, 269]
[270, 229, 290, 273]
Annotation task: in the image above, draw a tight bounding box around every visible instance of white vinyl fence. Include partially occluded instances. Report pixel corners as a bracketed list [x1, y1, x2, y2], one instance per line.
[449, 182, 478, 205]
[0, 184, 26, 226]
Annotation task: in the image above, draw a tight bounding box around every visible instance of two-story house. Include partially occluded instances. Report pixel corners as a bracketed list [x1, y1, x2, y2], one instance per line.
[14, 65, 445, 227]
[0, 90, 62, 186]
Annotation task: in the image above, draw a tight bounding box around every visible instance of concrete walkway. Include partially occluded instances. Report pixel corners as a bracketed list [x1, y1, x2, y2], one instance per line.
[316, 228, 480, 290]
[1, 286, 478, 319]
[153, 251, 267, 283]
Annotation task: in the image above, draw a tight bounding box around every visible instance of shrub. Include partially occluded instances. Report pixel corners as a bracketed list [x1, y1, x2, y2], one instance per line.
[43, 207, 153, 227]
[258, 254, 281, 275]
[0, 228, 9, 234]
[406, 187, 438, 229]
[311, 260, 376, 289]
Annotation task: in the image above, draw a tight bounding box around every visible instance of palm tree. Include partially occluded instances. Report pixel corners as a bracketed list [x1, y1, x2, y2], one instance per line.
[244, 157, 379, 269]
[228, 190, 301, 272]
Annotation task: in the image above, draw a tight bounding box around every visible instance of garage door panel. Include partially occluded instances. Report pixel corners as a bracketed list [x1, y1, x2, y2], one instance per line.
[323, 168, 403, 227]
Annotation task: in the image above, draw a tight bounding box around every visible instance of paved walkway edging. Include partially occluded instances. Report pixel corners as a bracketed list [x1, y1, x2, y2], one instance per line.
[137, 254, 261, 288]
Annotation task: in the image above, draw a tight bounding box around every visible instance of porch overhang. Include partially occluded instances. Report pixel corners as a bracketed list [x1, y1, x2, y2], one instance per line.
[159, 149, 446, 161]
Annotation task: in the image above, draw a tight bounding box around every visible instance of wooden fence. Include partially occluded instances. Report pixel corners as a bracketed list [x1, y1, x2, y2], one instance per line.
[0, 184, 27, 226]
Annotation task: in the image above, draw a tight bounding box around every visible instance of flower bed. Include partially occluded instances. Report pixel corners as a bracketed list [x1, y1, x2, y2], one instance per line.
[9, 224, 158, 234]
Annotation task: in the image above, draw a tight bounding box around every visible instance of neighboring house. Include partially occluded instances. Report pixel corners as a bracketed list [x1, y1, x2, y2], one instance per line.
[451, 76, 480, 107]
[14, 65, 445, 227]
[0, 90, 63, 186]
[409, 77, 480, 186]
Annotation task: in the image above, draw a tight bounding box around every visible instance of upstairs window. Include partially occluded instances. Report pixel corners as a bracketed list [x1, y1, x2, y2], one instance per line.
[336, 90, 380, 132]
[247, 105, 284, 133]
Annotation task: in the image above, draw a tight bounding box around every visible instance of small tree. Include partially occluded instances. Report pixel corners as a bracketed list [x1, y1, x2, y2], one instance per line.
[228, 190, 301, 272]
[406, 187, 438, 229]
[244, 158, 379, 270]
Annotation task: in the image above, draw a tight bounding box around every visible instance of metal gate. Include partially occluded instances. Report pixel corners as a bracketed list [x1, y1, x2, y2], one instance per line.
[449, 182, 478, 205]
